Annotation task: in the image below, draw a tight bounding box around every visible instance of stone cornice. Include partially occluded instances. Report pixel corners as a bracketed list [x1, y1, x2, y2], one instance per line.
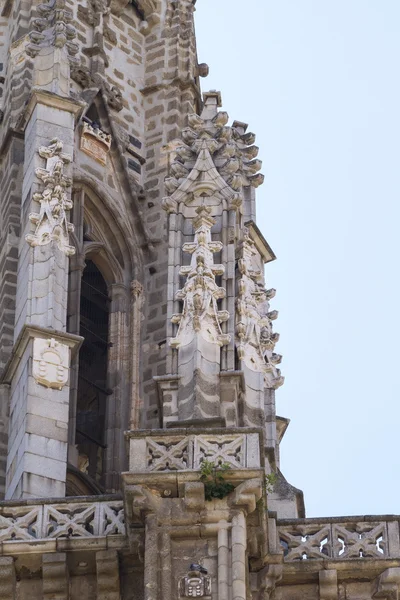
[1, 324, 83, 384]
[17, 89, 86, 132]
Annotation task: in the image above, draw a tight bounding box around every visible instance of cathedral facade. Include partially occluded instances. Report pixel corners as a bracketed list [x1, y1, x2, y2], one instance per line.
[0, 0, 397, 598]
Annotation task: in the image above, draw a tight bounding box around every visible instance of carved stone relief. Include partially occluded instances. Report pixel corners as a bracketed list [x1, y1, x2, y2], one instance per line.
[32, 337, 70, 390]
[179, 569, 211, 598]
[26, 138, 75, 256]
[163, 93, 264, 216]
[26, 0, 78, 60]
[170, 206, 230, 348]
[236, 230, 284, 389]
[80, 121, 112, 165]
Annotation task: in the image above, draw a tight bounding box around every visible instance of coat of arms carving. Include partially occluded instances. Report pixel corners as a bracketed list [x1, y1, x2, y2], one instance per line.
[32, 338, 70, 390]
[179, 567, 211, 598]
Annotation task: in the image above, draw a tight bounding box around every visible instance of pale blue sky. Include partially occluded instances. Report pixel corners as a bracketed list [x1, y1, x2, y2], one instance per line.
[195, 0, 400, 518]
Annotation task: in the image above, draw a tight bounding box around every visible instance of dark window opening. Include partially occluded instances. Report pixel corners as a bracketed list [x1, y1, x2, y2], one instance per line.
[76, 260, 110, 484]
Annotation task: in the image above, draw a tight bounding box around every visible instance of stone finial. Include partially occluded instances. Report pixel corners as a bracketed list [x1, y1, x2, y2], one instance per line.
[170, 206, 230, 348]
[196, 63, 209, 78]
[25, 138, 75, 256]
[26, 0, 78, 60]
[163, 94, 264, 212]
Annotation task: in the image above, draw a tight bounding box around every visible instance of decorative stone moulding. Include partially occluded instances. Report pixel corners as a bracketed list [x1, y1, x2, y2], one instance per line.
[32, 337, 70, 390]
[236, 229, 284, 390]
[26, 0, 78, 60]
[25, 138, 75, 256]
[128, 431, 261, 473]
[170, 206, 230, 348]
[179, 569, 212, 599]
[80, 121, 112, 166]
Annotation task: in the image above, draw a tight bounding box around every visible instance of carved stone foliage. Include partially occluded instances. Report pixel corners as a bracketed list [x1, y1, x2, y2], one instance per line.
[26, 0, 78, 60]
[32, 337, 70, 390]
[78, 0, 117, 68]
[279, 520, 388, 561]
[236, 231, 284, 389]
[179, 569, 212, 598]
[70, 64, 123, 112]
[80, 121, 112, 165]
[26, 138, 75, 256]
[163, 92, 264, 215]
[0, 501, 125, 542]
[171, 206, 230, 348]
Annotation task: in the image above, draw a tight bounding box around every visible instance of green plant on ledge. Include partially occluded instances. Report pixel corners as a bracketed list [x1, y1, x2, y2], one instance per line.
[200, 459, 235, 501]
[265, 472, 277, 494]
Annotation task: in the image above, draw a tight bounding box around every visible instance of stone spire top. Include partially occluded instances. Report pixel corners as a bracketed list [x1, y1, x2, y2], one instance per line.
[163, 91, 264, 214]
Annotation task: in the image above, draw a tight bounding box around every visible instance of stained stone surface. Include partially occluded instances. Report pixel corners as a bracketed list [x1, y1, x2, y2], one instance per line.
[0, 1, 395, 599]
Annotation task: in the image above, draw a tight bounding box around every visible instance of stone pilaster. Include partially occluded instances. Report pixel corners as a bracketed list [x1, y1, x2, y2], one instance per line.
[139, 0, 204, 428]
[42, 553, 69, 600]
[4, 91, 83, 499]
[96, 550, 121, 600]
[0, 556, 16, 600]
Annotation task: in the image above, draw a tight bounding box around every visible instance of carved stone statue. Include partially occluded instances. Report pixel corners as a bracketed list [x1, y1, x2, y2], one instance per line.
[171, 206, 230, 348]
[26, 138, 75, 256]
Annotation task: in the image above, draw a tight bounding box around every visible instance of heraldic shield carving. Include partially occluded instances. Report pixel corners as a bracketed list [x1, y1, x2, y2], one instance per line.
[179, 569, 212, 598]
[32, 338, 70, 390]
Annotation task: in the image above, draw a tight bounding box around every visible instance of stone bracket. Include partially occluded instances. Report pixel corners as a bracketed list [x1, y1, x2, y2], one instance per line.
[373, 568, 400, 600]
[319, 569, 338, 600]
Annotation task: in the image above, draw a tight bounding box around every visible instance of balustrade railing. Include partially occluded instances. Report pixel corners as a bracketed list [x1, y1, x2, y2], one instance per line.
[0, 498, 125, 542]
[278, 517, 400, 561]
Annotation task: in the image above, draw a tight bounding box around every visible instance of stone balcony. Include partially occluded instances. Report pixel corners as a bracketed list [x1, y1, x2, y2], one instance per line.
[123, 427, 264, 499]
[0, 495, 126, 556]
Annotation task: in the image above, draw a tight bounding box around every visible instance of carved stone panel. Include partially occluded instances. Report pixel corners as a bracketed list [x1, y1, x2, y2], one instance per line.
[25, 138, 75, 256]
[179, 571, 211, 598]
[32, 337, 70, 390]
[80, 122, 112, 165]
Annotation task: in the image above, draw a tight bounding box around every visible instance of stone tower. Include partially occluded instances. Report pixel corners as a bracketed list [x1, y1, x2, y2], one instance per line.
[0, 1, 397, 599]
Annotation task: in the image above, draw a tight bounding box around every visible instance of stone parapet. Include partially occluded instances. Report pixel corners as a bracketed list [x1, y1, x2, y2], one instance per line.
[0, 495, 126, 555]
[278, 515, 400, 562]
[126, 427, 264, 472]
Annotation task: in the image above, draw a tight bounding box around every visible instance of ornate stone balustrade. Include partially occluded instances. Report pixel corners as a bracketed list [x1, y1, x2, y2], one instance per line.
[278, 516, 400, 561]
[127, 428, 262, 473]
[0, 496, 125, 555]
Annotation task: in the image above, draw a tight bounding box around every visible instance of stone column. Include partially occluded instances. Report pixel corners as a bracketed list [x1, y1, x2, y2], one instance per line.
[104, 283, 129, 491]
[96, 550, 121, 600]
[232, 512, 247, 600]
[42, 553, 69, 600]
[0, 557, 16, 600]
[218, 521, 230, 600]
[4, 93, 83, 499]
